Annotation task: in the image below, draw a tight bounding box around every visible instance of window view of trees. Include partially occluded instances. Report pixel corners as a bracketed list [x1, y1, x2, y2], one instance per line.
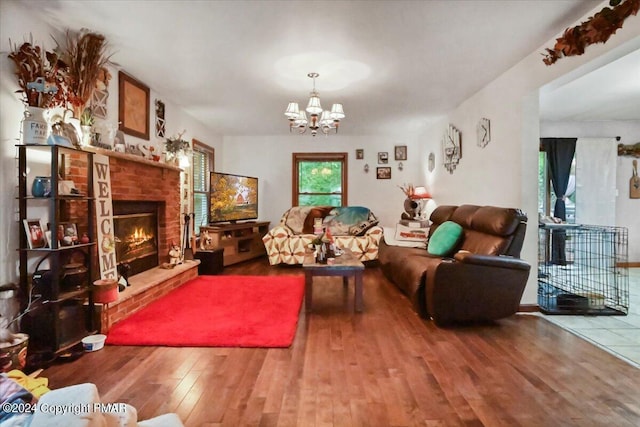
[298, 161, 343, 206]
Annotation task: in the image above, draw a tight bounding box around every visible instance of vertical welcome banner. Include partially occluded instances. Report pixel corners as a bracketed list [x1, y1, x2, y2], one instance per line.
[93, 154, 117, 279]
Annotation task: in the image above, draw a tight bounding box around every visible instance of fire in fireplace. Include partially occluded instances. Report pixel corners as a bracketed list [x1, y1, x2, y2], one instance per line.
[113, 202, 159, 276]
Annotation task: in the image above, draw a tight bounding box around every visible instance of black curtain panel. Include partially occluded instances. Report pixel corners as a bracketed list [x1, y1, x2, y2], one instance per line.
[541, 137, 576, 265]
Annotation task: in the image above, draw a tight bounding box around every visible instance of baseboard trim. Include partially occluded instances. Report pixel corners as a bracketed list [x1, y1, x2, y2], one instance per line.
[519, 304, 539, 312]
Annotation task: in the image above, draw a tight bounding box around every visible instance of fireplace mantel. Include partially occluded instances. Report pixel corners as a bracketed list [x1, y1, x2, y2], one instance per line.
[83, 146, 182, 172]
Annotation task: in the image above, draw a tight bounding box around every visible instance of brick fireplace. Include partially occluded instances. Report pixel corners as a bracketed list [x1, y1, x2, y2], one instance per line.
[69, 148, 198, 332]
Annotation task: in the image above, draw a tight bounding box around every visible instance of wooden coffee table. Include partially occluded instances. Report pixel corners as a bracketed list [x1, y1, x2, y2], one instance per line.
[302, 248, 365, 312]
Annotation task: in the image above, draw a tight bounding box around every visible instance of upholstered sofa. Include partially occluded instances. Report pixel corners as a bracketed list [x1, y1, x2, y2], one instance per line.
[378, 204, 531, 325]
[262, 206, 383, 265]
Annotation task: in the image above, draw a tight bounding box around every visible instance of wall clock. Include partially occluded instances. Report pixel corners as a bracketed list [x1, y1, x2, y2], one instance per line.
[442, 124, 461, 174]
[477, 118, 490, 148]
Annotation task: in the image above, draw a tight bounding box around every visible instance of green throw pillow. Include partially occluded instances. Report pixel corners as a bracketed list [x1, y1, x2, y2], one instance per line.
[427, 221, 463, 257]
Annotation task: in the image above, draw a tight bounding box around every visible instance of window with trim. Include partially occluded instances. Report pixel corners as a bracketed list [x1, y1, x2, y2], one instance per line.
[192, 140, 214, 234]
[292, 152, 348, 206]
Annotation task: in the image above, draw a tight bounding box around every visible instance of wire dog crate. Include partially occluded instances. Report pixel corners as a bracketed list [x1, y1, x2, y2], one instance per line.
[538, 224, 629, 315]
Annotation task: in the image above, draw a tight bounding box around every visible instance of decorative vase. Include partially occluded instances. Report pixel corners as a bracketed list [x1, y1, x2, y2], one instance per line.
[22, 106, 48, 145]
[81, 125, 92, 147]
[31, 176, 51, 197]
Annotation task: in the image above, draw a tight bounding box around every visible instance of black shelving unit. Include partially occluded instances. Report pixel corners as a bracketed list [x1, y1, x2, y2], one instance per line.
[17, 144, 96, 357]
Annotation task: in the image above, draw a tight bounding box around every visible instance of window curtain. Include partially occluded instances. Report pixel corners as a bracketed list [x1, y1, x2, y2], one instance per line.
[575, 138, 617, 226]
[541, 137, 576, 265]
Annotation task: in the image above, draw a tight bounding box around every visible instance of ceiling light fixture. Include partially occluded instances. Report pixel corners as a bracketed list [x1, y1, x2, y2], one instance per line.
[284, 73, 345, 137]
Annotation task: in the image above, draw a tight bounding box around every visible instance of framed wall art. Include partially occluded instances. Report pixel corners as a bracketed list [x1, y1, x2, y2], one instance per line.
[378, 152, 388, 164]
[118, 71, 150, 140]
[355, 149, 364, 159]
[377, 166, 391, 179]
[394, 145, 407, 160]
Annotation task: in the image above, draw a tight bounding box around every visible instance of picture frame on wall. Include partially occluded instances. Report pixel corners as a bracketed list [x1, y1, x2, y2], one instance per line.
[377, 166, 391, 179]
[394, 145, 407, 160]
[23, 218, 47, 249]
[355, 149, 364, 159]
[118, 71, 150, 140]
[378, 152, 388, 164]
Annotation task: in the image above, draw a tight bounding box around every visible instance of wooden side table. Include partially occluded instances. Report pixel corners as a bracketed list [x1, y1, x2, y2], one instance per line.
[302, 248, 365, 312]
[194, 248, 224, 275]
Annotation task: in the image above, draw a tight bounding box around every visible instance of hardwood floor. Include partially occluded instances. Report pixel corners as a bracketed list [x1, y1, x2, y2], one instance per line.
[42, 257, 640, 426]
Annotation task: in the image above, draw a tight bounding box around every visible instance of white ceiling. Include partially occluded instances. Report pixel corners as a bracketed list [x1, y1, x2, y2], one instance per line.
[540, 47, 640, 122]
[19, 0, 635, 137]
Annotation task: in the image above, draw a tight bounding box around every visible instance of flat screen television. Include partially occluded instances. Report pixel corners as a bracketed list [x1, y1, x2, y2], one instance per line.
[209, 172, 258, 223]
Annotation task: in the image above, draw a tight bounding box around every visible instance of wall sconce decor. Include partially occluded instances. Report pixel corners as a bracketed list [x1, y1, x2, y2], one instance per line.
[364, 163, 369, 173]
[398, 162, 404, 171]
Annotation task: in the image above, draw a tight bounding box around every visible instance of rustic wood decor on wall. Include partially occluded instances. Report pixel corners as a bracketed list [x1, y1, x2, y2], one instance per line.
[118, 71, 150, 140]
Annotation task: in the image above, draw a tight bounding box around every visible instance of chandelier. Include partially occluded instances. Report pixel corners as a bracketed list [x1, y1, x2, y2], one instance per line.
[284, 72, 345, 136]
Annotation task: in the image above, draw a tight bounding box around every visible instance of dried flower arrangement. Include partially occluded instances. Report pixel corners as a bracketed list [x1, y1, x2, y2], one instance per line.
[165, 131, 190, 154]
[542, 0, 639, 65]
[7, 36, 67, 108]
[59, 29, 111, 118]
[398, 183, 418, 198]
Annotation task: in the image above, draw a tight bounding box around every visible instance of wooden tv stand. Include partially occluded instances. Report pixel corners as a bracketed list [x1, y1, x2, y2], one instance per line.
[199, 221, 270, 266]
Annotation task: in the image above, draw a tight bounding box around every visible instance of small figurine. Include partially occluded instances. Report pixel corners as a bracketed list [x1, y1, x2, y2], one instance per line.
[169, 242, 182, 265]
[200, 230, 213, 251]
[117, 263, 131, 291]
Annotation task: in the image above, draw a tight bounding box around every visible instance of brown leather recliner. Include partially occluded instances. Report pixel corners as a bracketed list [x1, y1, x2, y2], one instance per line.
[378, 205, 531, 326]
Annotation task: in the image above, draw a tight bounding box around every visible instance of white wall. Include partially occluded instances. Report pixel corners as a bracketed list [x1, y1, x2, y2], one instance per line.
[419, 7, 640, 304]
[222, 134, 424, 228]
[541, 120, 640, 262]
[0, 1, 223, 286]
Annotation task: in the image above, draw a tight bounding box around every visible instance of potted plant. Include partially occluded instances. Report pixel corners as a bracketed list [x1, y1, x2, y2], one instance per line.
[164, 131, 190, 165]
[79, 107, 95, 147]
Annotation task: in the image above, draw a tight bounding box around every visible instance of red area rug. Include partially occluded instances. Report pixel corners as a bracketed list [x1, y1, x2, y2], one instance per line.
[105, 275, 304, 348]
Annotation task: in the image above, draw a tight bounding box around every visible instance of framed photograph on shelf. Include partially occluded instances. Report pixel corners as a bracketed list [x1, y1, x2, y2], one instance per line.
[23, 219, 47, 249]
[394, 145, 407, 160]
[118, 71, 150, 140]
[378, 152, 388, 164]
[355, 149, 364, 159]
[58, 222, 78, 247]
[376, 166, 391, 179]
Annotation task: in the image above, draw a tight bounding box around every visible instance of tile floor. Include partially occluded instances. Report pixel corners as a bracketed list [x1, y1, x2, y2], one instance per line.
[539, 268, 640, 368]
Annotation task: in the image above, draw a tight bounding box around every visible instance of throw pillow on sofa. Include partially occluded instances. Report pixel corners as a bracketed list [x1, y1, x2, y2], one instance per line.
[349, 218, 380, 236]
[427, 221, 463, 257]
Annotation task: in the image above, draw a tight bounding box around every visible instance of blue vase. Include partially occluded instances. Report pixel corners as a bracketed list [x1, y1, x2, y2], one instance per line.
[31, 176, 51, 197]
